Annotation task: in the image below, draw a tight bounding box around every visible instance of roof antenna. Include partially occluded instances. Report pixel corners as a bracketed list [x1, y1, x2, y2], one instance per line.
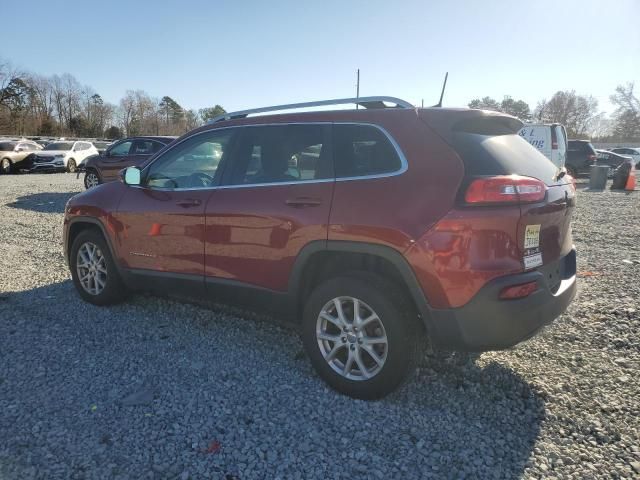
[432, 72, 448, 107]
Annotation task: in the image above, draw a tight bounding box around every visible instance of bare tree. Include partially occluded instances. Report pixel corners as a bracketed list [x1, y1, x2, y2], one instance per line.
[534, 91, 598, 137]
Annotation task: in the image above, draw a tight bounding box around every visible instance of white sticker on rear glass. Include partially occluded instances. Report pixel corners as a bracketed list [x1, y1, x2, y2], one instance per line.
[524, 253, 543, 270]
[524, 224, 541, 250]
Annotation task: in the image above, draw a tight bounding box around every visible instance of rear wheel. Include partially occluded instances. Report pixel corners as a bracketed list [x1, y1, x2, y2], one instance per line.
[301, 274, 421, 399]
[84, 169, 101, 189]
[1, 158, 12, 174]
[67, 158, 77, 173]
[70, 230, 127, 306]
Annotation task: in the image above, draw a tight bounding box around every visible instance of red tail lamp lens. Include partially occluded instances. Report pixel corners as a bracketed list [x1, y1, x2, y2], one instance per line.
[499, 281, 538, 300]
[465, 176, 547, 204]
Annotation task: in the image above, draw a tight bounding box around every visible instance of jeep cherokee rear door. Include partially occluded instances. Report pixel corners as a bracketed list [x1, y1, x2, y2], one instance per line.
[204, 124, 334, 292]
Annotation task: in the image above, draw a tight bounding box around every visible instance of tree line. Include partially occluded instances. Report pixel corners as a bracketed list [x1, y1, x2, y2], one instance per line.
[468, 84, 640, 141]
[2, 58, 638, 142]
[0, 59, 226, 139]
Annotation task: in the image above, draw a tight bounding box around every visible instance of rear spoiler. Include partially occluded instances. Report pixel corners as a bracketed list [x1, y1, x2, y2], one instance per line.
[418, 108, 524, 144]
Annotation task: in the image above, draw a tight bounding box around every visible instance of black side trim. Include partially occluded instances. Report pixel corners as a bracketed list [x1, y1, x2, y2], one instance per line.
[66, 217, 121, 273]
[124, 268, 206, 297]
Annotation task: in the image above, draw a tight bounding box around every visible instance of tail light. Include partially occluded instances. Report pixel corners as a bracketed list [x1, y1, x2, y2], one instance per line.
[464, 175, 547, 205]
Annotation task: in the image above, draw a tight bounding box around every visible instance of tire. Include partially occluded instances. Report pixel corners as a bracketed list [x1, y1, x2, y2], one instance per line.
[84, 169, 101, 189]
[1, 158, 12, 174]
[566, 164, 578, 178]
[67, 158, 77, 173]
[301, 273, 422, 399]
[70, 229, 127, 306]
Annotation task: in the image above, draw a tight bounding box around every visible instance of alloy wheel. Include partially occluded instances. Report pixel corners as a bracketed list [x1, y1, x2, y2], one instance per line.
[1, 159, 10, 174]
[316, 296, 388, 380]
[76, 242, 107, 295]
[85, 172, 99, 188]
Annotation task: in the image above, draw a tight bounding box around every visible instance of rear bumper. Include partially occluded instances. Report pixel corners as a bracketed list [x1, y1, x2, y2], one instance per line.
[427, 249, 577, 351]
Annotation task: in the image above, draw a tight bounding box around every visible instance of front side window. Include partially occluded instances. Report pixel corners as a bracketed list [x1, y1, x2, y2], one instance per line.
[227, 124, 331, 185]
[109, 141, 133, 156]
[145, 130, 234, 190]
[333, 124, 402, 178]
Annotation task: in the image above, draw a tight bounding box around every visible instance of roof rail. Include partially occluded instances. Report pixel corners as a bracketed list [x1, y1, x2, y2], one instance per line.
[208, 96, 415, 123]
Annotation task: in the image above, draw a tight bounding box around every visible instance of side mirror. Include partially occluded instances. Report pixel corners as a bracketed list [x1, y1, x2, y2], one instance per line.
[123, 167, 141, 186]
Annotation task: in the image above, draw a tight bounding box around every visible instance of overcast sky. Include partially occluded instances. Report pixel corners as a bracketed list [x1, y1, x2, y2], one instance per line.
[4, 0, 639, 115]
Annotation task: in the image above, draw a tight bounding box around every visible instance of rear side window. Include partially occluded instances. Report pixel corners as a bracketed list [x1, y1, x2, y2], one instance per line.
[453, 132, 559, 185]
[227, 124, 331, 185]
[152, 141, 166, 153]
[132, 140, 155, 155]
[333, 124, 402, 178]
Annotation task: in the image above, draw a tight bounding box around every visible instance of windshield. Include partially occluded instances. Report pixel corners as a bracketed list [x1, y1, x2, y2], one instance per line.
[43, 142, 74, 151]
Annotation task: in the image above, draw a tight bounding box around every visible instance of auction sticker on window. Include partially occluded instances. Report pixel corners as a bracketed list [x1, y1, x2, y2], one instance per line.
[524, 224, 541, 250]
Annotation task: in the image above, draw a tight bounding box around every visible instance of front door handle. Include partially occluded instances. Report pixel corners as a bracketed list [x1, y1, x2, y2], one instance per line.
[285, 197, 322, 207]
[176, 199, 202, 208]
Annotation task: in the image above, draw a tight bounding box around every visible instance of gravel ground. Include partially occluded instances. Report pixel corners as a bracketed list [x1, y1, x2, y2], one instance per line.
[0, 173, 639, 480]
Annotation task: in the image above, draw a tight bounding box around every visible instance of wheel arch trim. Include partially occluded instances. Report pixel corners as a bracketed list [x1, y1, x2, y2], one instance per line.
[66, 217, 121, 274]
[289, 240, 433, 328]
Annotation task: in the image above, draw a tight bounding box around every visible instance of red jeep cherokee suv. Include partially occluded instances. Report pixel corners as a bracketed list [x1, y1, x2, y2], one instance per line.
[63, 97, 577, 399]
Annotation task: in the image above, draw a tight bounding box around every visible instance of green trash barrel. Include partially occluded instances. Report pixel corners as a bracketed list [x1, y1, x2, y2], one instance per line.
[589, 165, 609, 190]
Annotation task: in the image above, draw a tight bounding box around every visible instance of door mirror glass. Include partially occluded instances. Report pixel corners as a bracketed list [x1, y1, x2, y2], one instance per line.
[124, 167, 141, 186]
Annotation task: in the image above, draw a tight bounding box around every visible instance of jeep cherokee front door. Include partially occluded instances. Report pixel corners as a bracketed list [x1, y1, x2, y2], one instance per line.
[113, 129, 236, 282]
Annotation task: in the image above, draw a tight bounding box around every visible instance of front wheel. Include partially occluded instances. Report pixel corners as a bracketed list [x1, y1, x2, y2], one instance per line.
[1, 158, 12, 174]
[84, 169, 101, 189]
[67, 158, 77, 173]
[70, 230, 127, 306]
[301, 274, 421, 399]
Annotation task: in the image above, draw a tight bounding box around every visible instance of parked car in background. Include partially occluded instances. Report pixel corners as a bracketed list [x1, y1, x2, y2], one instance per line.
[93, 141, 112, 155]
[82, 136, 175, 189]
[23, 140, 98, 173]
[610, 147, 640, 166]
[64, 97, 577, 398]
[518, 123, 567, 169]
[566, 140, 597, 177]
[595, 149, 633, 176]
[0, 140, 42, 174]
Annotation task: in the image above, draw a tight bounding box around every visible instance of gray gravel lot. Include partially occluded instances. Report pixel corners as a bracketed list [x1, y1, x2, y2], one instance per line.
[0, 173, 639, 479]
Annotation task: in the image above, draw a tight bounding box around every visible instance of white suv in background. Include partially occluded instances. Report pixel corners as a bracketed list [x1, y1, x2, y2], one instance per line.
[610, 147, 640, 166]
[29, 140, 98, 173]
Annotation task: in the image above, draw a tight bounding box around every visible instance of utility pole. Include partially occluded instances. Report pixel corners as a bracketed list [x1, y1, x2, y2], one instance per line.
[356, 69, 360, 109]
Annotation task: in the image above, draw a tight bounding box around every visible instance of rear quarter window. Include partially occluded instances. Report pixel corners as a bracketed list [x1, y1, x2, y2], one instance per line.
[333, 124, 402, 178]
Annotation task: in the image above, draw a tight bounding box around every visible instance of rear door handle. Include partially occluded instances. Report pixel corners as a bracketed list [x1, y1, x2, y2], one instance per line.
[176, 199, 202, 208]
[285, 197, 322, 207]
